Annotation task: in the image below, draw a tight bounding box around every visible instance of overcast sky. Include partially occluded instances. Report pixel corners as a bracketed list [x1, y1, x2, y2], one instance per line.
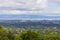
[0, 0, 60, 15]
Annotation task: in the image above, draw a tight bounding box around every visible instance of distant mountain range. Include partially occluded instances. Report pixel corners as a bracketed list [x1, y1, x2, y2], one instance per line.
[0, 20, 60, 28]
[0, 14, 60, 20]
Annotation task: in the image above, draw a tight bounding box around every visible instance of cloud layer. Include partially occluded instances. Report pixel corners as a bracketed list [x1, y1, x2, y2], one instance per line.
[0, 0, 47, 10]
[0, 0, 60, 15]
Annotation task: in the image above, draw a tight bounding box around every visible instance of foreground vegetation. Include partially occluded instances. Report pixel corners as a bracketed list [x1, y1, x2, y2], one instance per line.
[0, 26, 60, 40]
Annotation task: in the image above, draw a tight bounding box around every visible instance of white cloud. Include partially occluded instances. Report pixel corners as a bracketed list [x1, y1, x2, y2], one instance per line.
[0, 0, 49, 15]
[52, 0, 60, 2]
[0, 10, 59, 15]
[0, 0, 48, 11]
[0, 10, 43, 15]
[0, 0, 60, 15]
[0, 10, 26, 14]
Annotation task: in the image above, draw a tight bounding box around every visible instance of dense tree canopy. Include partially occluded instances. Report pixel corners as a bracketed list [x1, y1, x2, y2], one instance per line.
[20, 30, 40, 40]
[0, 26, 60, 40]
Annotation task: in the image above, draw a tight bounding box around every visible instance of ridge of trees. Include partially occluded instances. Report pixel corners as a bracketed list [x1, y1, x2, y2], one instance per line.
[0, 26, 60, 40]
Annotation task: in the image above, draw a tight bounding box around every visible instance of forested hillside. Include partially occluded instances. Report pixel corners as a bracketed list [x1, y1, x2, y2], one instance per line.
[0, 25, 60, 40]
